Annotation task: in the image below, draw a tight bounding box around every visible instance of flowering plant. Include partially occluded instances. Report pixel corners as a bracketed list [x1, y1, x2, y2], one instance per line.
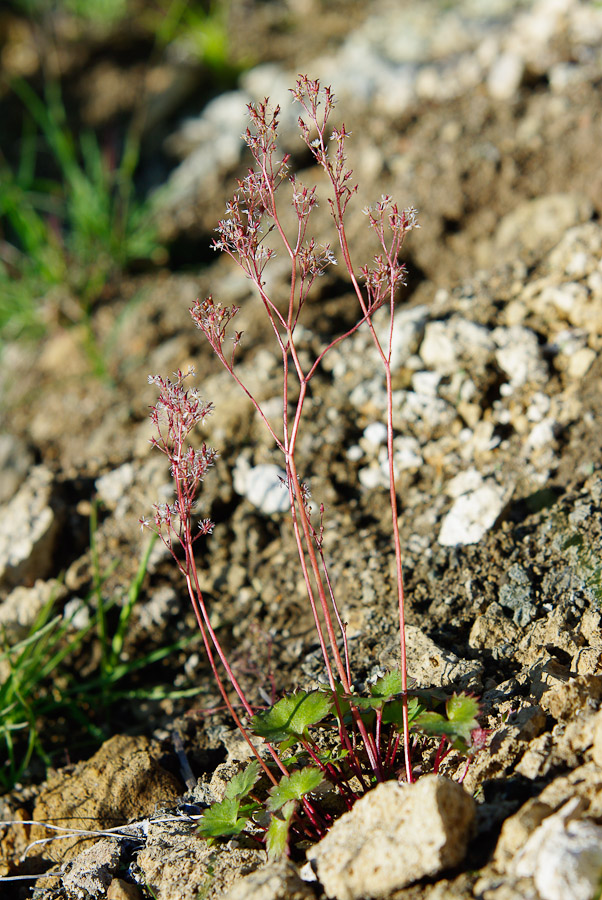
[142, 76, 482, 858]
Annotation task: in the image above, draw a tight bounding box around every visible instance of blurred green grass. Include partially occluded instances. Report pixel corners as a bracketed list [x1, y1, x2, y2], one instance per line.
[0, 511, 202, 792]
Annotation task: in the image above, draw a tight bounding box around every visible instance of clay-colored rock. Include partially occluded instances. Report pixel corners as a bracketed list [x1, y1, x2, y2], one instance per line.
[107, 879, 144, 900]
[540, 675, 602, 721]
[31, 735, 182, 862]
[468, 602, 521, 652]
[307, 776, 475, 900]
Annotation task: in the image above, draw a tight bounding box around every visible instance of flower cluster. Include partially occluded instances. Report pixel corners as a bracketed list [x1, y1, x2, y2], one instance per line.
[141, 369, 217, 553]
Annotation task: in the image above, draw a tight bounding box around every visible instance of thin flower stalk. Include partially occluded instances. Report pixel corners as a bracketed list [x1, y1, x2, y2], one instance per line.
[142, 370, 291, 784]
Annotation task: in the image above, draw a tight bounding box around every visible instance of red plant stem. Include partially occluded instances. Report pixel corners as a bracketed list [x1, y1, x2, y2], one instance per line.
[279, 364, 381, 778]
[384, 362, 412, 783]
[375, 709, 383, 766]
[287, 496, 336, 689]
[174, 469, 289, 782]
[384, 730, 401, 770]
[315, 541, 351, 687]
[181, 569, 278, 785]
[300, 744, 356, 810]
[300, 795, 328, 837]
[434, 737, 455, 775]
[288, 448, 349, 689]
[328, 194, 413, 782]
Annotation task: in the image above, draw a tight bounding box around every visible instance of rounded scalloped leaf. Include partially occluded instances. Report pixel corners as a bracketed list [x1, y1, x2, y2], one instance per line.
[251, 690, 332, 743]
[266, 766, 324, 812]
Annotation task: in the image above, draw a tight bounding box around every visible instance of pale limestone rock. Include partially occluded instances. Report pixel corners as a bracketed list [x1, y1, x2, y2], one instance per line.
[512, 799, 602, 900]
[307, 776, 475, 900]
[221, 860, 314, 900]
[0, 465, 61, 590]
[438, 480, 510, 546]
[233, 460, 289, 515]
[379, 624, 480, 689]
[136, 823, 263, 900]
[591, 710, 602, 769]
[61, 839, 121, 900]
[0, 578, 66, 641]
[492, 194, 593, 265]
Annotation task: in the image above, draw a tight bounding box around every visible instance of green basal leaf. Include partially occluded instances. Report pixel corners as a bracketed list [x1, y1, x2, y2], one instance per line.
[197, 797, 249, 839]
[414, 710, 447, 734]
[371, 669, 403, 699]
[278, 734, 298, 754]
[251, 690, 332, 743]
[415, 692, 480, 751]
[351, 695, 380, 711]
[446, 693, 480, 742]
[322, 682, 352, 722]
[381, 695, 423, 729]
[225, 759, 261, 801]
[266, 799, 297, 861]
[267, 767, 324, 812]
[316, 746, 349, 764]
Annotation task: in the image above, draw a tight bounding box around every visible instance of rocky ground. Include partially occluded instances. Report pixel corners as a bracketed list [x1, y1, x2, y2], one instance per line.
[2, 0, 602, 898]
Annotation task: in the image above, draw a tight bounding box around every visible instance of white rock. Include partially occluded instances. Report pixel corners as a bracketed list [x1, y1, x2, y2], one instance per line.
[164, 92, 250, 202]
[492, 194, 594, 263]
[382, 436, 423, 474]
[439, 481, 509, 546]
[376, 304, 428, 371]
[411, 370, 441, 396]
[446, 468, 483, 499]
[420, 318, 493, 375]
[512, 799, 602, 900]
[346, 445, 363, 462]
[493, 325, 547, 388]
[307, 776, 475, 900]
[487, 51, 524, 99]
[536, 282, 589, 319]
[0, 578, 65, 637]
[527, 392, 551, 422]
[419, 321, 456, 372]
[393, 391, 457, 434]
[95, 462, 135, 508]
[0, 466, 60, 589]
[0, 579, 67, 681]
[526, 418, 557, 450]
[233, 461, 289, 514]
[358, 466, 384, 491]
[362, 422, 388, 447]
[63, 597, 91, 632]
[222, 859, 315, 900]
